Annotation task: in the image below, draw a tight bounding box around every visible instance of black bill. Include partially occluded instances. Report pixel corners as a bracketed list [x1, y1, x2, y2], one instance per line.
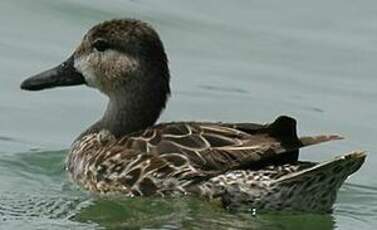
[20, 56, 86, 91]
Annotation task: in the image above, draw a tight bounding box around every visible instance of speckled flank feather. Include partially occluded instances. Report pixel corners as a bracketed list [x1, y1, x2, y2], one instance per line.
[200, 151, 365, 212]
[66, 116, 364, 211]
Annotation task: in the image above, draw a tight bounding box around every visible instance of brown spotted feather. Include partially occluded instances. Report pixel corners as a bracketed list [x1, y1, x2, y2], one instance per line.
[67, 116, 344, 200]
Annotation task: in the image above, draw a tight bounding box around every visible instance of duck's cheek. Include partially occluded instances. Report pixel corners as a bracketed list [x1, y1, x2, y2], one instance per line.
[103, 50, 140, 79]
[74, 55, 102, 89]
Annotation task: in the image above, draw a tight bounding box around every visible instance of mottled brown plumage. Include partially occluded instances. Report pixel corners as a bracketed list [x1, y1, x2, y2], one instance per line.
[21, 18, 366, 213]
[67, 116, 346, 196]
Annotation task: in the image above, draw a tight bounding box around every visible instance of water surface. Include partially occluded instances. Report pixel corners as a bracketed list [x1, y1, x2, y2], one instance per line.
[1, 0, 377, 229]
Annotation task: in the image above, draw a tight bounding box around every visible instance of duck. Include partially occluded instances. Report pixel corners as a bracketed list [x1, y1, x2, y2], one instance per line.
[20, 18, 366, 213]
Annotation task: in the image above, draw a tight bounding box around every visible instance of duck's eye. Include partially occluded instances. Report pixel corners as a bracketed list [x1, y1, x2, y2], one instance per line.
[93, 40, 110, 52]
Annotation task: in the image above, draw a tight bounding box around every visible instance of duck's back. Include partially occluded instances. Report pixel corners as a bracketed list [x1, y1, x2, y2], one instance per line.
[66, 116, 358, 200]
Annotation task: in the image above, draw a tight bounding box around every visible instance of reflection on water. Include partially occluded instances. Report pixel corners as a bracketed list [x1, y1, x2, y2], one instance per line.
[1, 0, 377, 229]
[75, 198, 337, 230]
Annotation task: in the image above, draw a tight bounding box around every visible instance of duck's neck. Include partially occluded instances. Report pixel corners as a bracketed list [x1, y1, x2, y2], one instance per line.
[101, 90, 165, 137]
[79, 73, 170, 139]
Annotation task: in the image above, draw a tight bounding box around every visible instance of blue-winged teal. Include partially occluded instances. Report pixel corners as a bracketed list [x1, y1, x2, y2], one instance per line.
[21, 19, 365, 212]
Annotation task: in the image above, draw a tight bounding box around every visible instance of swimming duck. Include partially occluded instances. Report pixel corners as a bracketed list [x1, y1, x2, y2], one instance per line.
[21, 19, 365, 212]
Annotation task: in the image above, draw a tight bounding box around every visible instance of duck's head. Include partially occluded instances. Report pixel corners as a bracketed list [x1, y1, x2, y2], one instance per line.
[21, 19, 170, 99]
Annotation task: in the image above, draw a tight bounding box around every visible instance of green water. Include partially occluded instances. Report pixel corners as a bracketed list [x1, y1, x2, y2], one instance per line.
[1, 0, 377, 229]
